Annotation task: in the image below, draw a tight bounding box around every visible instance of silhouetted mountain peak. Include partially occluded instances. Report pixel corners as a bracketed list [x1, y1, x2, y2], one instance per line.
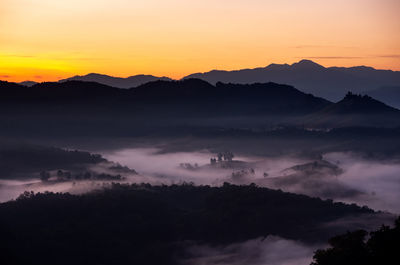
[19, 81, 38, 87]
[182, 60, 400, 102]
[291, 59, 325, 70]
[347, 65, 376, 71]
[85, 73, 108, 78]
[265, 63, 290, 70]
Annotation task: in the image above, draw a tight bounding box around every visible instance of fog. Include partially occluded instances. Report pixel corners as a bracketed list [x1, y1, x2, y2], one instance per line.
[0, 179, 111, 202]
[180, 236, 319, 265]
[102, 148, 400, 214]
[1, 146, 399, 215]
[102, 147, 305, 185]
[323, 152, 400, 213]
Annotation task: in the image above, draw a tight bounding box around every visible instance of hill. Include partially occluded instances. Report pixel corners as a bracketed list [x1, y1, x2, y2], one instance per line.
[2, 79, 399, 136]
[184, 60, 400, 101]
[303, 93, 400, 128]
[0, 183, 376, 265]
[0, 79, 333, 135]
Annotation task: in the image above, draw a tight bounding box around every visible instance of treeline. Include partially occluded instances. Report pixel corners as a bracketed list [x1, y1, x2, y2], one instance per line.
[0, 183, 374, 265]
[0, 144, 105, 178]
[312, 217, 400, 265]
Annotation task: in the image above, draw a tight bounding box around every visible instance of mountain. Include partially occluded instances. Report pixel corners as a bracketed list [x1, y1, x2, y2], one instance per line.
[2, 79, 399, 137]
[132, 79, 331, 115]
[184, 60, 400, 101]
[0, 79, 332, 136]
[364, 86, 400, 109]
[303, 92, 400, 128]
[19, 81, 37, 87]
[0, 80, 120, 101]
[59, 73, 172, 88]
[0, 79, 330, 114]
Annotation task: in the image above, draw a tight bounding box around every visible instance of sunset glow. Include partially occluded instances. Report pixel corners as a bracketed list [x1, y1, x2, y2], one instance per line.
[1, 0, 399, 82]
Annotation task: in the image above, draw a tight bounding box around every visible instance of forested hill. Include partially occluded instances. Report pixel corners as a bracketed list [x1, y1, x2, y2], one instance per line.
[0, 183, 375, 265]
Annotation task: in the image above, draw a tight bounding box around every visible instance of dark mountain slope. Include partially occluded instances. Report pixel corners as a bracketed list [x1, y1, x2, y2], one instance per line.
[2, 79, 398, 136]
[59, 73, 172, 88]
[130, 79, 331, 115]
[0, 78, 333, 136]
[1, 78, 331, 115]
[1, 80, 121, 102]
[184, 60, 400, 101]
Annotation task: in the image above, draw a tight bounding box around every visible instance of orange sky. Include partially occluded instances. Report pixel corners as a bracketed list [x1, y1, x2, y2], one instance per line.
[1, 0, 399, 82]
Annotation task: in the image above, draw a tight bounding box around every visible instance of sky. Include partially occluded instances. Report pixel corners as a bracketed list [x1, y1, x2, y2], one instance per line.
[1, 0, 399, 82]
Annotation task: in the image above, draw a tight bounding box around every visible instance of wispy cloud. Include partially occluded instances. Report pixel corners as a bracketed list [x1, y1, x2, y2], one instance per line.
[299, 56, 364, 59]
[292, 45, 357, 49]
[376, 54, 400, 59]
[0, 54, 35, 58]
[292, 45, 328, 49]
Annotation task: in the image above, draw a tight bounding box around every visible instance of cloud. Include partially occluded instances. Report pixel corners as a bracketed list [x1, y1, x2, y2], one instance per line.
[301, 56, 364, 59]
[292, 45, 328, 49]
[376, 54, 400, 59]
[0, 54, 35, 58]
[292, 45, 357, 49]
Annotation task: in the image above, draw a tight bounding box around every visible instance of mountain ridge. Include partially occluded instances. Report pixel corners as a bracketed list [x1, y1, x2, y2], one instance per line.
[1, 79, 400, 132]
[183, 60, 400, 102]
[9, 59, 399, 105]
[59, 73, 172, 88]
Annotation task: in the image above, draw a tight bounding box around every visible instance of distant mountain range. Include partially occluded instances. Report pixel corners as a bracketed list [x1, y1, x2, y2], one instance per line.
[14, 60, 400, 106]
[184, 60, 400, 102]
[58, 73, 172, 88]
[1, 79, 400, 137]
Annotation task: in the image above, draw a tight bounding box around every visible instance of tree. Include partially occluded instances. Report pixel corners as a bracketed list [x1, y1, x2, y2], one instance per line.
[311, 217, 400, 265]
[40, 171, 50, 182]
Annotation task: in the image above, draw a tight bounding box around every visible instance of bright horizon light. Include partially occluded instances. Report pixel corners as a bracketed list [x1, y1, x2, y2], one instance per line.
[1, 0, 399, 82]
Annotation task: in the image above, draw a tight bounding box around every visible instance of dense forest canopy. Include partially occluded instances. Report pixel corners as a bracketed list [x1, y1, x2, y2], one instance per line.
[312, 217, 400, 265]
[0, 183, 375, 265]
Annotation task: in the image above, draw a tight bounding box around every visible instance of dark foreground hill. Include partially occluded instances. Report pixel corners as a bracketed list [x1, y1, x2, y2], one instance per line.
[0, 142, 107, 179]
[1, 79, 399, 137]
[312, 217, 400, 265]
[0, 183, 376, 265]
[0, 79, 330, 113]
[0, 79, 332, 136]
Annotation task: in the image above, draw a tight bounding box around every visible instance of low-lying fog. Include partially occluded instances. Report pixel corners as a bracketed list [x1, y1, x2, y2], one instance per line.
[1, 146, 399, 265]
[1, 147, 400, 214]
[101, 148, 400, 214]
[181, 236, 318, 265]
